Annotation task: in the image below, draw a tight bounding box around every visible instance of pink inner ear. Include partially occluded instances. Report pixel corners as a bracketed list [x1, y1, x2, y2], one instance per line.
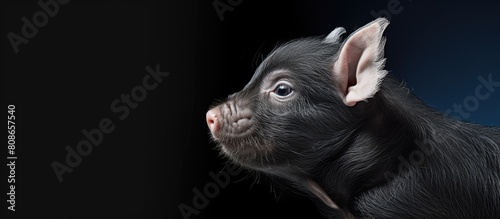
[333, 18, 389, 106]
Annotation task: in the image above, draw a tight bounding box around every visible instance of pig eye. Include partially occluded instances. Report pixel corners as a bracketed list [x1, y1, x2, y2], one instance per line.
[273, 84, 293, 96]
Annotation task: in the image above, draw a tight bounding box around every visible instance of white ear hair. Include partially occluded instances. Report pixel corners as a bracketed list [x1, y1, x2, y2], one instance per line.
[333, 18, 389, 106]
[324, 27, 346, 44]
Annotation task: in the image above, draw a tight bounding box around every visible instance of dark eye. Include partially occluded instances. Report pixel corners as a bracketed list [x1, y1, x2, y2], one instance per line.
[273, 84, 293, 96]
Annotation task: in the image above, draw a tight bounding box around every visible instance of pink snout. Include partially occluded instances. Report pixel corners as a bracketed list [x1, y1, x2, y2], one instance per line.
[206, 108, 220, 139]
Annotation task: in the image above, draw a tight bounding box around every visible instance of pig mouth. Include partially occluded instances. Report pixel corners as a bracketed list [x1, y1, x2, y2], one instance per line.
[207, 102, 273, 164]
[213, 123, 275, 166]
[220, 117, 254, 138]
[208, 115, 255, 141]
[211, 116, 257, 152]
[210, 125, 276, 168]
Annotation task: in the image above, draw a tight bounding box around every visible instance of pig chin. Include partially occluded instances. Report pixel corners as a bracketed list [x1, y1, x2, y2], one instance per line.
[217, 137, 273, 167]
[215, 130, 275, 167]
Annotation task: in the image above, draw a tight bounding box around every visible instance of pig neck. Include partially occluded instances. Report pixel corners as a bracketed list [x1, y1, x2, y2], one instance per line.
[317, 76, 453, 209]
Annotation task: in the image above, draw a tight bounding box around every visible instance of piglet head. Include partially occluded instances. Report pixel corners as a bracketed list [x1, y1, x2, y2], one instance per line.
[206, 18, 390, 210]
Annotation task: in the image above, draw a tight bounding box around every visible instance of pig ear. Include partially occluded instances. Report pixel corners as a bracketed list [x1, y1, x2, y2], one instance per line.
[301, 179, 339, 209]
[324, 27, 346, 44]
[333, 18, 389, 106]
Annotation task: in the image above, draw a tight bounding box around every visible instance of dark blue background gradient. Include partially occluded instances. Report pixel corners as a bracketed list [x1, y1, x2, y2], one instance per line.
[223, 0, 500, 127]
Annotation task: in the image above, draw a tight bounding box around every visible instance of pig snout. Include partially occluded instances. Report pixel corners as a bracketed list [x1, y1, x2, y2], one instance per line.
[206, 102, 254, 141]
[206, 108, 220, 138]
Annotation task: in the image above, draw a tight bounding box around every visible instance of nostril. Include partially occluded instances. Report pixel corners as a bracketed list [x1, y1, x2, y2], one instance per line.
[208, 117, 215, 125]
[206, 109, 220, 137]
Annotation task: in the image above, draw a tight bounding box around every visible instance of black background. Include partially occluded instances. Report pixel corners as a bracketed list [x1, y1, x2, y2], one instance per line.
[2, 0, 500, 218]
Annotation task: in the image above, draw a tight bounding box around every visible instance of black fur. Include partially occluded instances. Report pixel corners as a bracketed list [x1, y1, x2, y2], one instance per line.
[212, 35, 500, 218]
